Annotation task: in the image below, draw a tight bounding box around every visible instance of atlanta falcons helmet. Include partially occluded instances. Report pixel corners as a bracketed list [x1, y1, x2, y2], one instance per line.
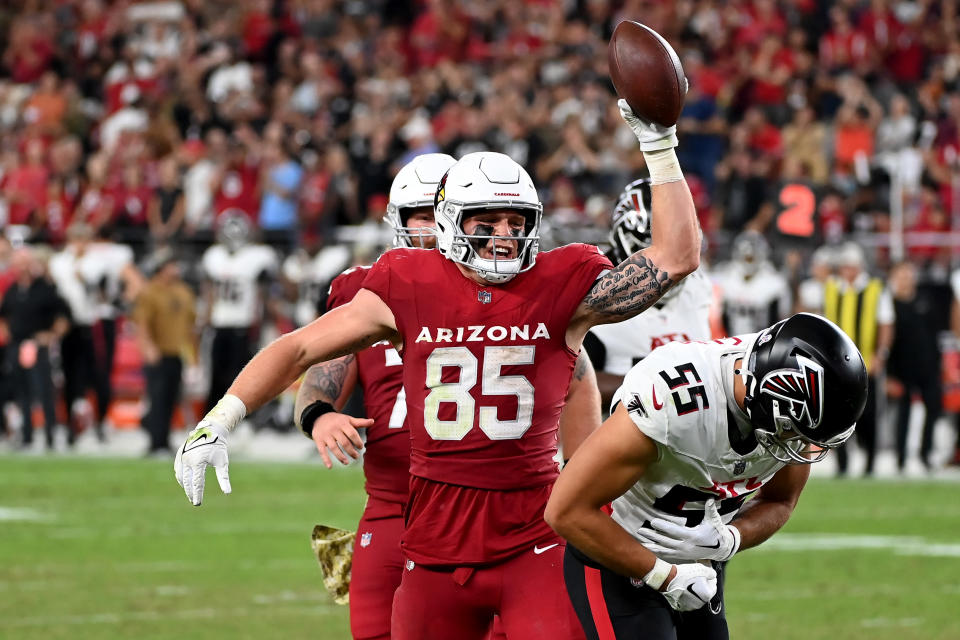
[609, 177, 687, 303]
[385, 153, 456, 248]
[434, 151, 542, 284]
[609, 178, 652, 264]
[217, 210, 252, 253]
[741, 313, 867, 464]
[731, 230, 770, 276]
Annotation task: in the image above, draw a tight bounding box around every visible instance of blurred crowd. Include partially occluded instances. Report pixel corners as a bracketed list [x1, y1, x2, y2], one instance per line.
[1, 0, 960, 471]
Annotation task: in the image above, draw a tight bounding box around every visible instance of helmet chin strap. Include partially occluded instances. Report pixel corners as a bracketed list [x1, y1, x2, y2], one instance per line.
[470, 256, 522, 283]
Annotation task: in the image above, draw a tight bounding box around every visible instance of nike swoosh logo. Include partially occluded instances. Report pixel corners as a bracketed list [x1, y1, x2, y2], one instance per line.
[652, 385, 663, 410]
[686, 584, 706, 603]
[533, 543, 559, 555]
[183, 433, 219, 453]
[697, 541, 722, 549]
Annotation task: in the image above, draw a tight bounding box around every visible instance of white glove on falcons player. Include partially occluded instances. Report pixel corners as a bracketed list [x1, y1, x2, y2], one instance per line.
[174, 421, 231, 506]
[639, 499, 741, 562]
[661, 562, 718, 612]
[618, 99, 678, 151]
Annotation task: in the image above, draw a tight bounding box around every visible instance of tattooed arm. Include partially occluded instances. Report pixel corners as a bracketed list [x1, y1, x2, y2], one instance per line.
[567, 180, 699, 349]
[293, 355, 358, 429]
[227, 288, 398, 414]
[294, 353, 374, 468]
[558, 350, 602, 461]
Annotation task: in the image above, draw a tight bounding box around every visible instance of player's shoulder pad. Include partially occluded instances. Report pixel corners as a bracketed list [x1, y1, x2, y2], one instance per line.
[613, 345, 681, 446]
[329, 264, 372, 300]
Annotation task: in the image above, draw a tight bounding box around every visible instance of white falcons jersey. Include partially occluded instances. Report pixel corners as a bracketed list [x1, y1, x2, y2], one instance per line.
[78, 241, 134, 320]
[49, 248, 97, 326]
[282, 245, 352, 326]
[715, 262, 791, 336]
[610, 336, 792, 563]
[202, 244, 278, 328]
[589, 269, 713, 375]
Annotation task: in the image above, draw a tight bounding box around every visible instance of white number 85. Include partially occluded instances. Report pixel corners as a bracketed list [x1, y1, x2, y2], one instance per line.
[423, 346, 535, 440]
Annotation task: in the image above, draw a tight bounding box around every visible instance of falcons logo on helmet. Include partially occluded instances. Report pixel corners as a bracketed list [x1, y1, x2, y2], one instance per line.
[758, 355, 824, 430]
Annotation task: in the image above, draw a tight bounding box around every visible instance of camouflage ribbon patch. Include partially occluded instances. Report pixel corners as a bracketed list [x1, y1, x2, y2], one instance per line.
[310, 524, 356, 605]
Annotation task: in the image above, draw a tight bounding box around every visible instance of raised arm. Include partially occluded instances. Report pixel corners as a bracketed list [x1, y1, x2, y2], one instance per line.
[567, 102, 700, 348]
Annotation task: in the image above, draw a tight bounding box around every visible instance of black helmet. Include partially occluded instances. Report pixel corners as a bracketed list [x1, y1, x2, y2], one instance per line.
[609, 178, 652, 264]
[741, 313, 867, 464]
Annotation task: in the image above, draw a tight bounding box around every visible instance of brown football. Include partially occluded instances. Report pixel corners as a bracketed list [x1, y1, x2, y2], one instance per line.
[608, 21, 687, 127]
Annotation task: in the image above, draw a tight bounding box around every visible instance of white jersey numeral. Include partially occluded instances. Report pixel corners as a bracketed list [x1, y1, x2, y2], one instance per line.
[385, 347, 406, 429]
[423, 346, 536, 441]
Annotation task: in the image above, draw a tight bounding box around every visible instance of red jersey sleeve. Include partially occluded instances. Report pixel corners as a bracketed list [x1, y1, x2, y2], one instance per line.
[542, 243, 613, 322]
[326, 266, 369, 311]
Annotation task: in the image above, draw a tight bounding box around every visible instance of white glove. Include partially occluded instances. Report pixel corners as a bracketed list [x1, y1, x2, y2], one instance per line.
[638, 499, 740, 562]
[660, 562, 718, 612]
[174, 421, 231, 506]
[618, 99, 678, 151]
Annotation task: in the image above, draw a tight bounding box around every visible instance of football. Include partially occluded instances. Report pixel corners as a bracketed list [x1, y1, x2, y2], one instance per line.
[608, 21, 687, 128]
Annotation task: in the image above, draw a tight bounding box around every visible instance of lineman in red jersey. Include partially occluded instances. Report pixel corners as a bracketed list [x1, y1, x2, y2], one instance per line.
[296, 153, 600, 640]
[295, 153, 453, 640]
[176, 101, 700, 639]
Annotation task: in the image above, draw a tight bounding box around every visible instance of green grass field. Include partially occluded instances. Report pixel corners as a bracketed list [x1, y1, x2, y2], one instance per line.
[2, 456, 958, 640]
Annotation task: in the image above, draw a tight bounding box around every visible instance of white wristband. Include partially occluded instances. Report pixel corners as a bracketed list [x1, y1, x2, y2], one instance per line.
[204, 394, 247, 432]
[643, 148, 683, 185]
[726, 525, 741, 560]
[642, 557, 672, 591]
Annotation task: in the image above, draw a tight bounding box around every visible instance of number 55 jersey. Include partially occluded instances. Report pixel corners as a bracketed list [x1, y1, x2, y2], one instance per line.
[361, 244, 611, 566]
[610, 336, 792, 563]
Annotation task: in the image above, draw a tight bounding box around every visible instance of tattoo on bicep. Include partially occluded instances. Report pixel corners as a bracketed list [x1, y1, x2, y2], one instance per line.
[302, 354, 355, 404]
[573, 352, 591, 381]
[582, 253, 675, 323]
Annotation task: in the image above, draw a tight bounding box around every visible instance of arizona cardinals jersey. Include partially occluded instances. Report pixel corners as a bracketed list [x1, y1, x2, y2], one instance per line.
[588, 269, 712, 375]
[715, 262, 791, 335]
[610, 336, 798, 563]
[202, 244, 278, 328]
[361, 244, 612, 564]
[284, 246, 353, 327]
[327, 265, 409, 507]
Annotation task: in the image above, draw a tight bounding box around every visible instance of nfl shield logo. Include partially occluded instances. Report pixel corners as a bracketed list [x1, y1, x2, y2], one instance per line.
[733, 460, 746, 475]
[360, 532, 372, 548]
[478, 290, 492, 304]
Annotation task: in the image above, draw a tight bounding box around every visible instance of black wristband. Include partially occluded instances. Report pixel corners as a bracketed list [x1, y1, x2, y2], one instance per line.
[299, 400, 335, 438]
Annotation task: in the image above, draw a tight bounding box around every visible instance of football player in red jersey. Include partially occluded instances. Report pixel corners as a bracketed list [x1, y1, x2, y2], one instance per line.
[296, 152, 599, 640]
[176, 101, 700, 639]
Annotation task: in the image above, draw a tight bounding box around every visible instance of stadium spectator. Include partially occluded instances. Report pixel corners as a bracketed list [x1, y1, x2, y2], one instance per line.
[0, 247, 70, 449]
[132, 250, 196, 456]
[887, 260, 942, 472]
[148, 156, 186, 245]
[824, 242, 895, 477]
[258, 139, 303, 250]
